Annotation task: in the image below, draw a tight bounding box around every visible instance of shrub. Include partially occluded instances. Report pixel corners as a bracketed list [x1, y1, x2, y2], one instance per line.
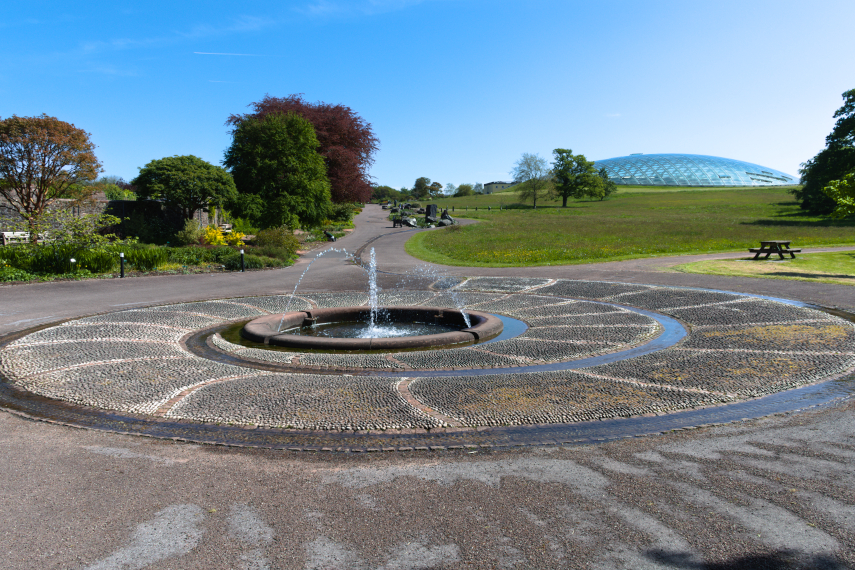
[224, 231, 246, 247]
[252, 245, 292, 260]
[175, 219, 204, 246]
[254, 226, 300, 256]
[27, 244, 82, 273]
[202, 225, 227, 246]
[0, 246, 34, 271]
[222, 252, 261, 270]
[229, 217, 258, 235]
[167, 246, 204, 266]
[122, 246, 169, 271]
[0, 265, 37, 282]
[328, 202, 357, 223]
[74, 249, 117, 273]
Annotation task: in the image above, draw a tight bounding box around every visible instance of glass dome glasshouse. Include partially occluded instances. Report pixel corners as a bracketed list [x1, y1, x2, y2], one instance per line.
[594, 154, 798, 187]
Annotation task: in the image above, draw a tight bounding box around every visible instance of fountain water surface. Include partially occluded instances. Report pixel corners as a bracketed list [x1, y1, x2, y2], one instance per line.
[245, 247, 501, 350]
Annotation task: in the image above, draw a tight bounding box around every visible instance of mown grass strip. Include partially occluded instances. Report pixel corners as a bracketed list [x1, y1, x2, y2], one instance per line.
[672, 252, 855, 286]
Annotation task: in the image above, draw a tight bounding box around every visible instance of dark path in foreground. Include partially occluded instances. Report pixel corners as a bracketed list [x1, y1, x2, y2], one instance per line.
[1, 205, 854, 569]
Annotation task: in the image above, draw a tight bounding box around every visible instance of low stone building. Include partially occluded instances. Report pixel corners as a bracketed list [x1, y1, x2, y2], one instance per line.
[483, 181, 516, 194]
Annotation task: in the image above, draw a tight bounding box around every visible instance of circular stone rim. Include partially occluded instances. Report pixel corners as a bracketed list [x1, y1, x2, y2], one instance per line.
[241, 306, 503, 351]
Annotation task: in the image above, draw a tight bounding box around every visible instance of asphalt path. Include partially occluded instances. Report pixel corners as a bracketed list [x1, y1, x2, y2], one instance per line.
[1, 204, 854, 569]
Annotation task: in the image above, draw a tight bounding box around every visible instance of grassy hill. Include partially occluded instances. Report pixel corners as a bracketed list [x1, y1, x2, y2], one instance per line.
[405, 186, 854, 267]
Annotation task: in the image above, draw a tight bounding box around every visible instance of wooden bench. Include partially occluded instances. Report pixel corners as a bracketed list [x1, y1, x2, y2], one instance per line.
[0, 232, 30, 246]
[749, 240, 801, 260]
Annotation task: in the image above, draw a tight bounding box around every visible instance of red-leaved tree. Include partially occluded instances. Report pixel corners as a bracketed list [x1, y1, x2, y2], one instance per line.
[227, 94, 379, 204]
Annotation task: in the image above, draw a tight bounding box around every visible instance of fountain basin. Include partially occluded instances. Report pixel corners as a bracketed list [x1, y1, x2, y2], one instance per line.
[242, 306, 503, 351]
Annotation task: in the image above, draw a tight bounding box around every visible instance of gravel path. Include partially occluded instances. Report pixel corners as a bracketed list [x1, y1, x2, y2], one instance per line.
[1, 204, 853, 569]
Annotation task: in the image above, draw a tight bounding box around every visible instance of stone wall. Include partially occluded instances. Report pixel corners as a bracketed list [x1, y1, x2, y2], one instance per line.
[0, 198, 216, 233]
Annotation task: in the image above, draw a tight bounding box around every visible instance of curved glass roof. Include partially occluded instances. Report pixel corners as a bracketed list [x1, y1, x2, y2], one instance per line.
[594, 153, 797, 187]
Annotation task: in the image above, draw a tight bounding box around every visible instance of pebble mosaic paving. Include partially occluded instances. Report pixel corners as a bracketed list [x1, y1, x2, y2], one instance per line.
[1, 278, 854, 433]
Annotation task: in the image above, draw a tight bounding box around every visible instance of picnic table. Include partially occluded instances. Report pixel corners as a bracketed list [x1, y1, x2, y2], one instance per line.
[749, 240, 801, 260]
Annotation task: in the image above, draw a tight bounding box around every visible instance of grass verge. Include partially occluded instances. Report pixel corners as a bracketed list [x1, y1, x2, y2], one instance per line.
[672, 251, 855, 286]
[405, 187, 855, 267]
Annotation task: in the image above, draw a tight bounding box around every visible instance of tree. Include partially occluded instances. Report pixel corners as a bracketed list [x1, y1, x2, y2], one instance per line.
[412, 177, 432, 200]
[454, 183, 474, 197]
[550, 148, 601, 207]
[223, 112, 331, 229]
[511, 153, 551, 208]
[0, 114, 101, 242]
[822, 171, 855, 218]
[227, 94, 379, 204]
[429, 181, 443, 198]
[597, 167, 617, 201]
[444, 183, 457, 196]
[473, 182, 484, 194]
[132, 155, 236, 221]
[793, 89, 855, 214]
[10, 208, 123, 248]
[371, 185, 402, 202]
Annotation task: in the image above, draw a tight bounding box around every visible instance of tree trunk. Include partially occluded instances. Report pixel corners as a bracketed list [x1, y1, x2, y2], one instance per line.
[562, 195, 568, 207]
[28, 216, 38, 245]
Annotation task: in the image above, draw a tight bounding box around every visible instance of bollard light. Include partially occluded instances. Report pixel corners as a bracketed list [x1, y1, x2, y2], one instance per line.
[240, 249, 245, 272]
[119, 252, 125, 278]
[70, 258, 76, 273]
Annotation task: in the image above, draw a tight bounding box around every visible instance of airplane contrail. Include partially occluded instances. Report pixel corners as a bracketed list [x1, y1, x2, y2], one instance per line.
[193, 52, 262, 56]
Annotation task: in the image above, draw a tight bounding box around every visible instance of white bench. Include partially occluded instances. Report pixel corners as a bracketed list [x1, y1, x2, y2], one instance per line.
[0, 232, 30, 246]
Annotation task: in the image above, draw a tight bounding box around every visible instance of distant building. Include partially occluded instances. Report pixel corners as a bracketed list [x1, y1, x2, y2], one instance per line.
[484, 181, 516, 194]
[594, 154, 798, 187]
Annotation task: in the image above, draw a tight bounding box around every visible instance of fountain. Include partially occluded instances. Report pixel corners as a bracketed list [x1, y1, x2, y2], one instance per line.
[243, 247, 503, 351]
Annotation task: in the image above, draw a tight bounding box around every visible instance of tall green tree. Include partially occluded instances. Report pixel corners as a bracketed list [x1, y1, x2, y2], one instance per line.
[822, 171, 855, 218]
[511, 153, 551, 208]
[223, 112, 332, 229]
[132, 155, 236, 220]
[793, 88, 855, 214]
[0, 114, 101, 242]
[597, 167, 617, 201]
[551, 148, 599, 206]
[227, 94, 379, 204]
[412, 177, 432, 200]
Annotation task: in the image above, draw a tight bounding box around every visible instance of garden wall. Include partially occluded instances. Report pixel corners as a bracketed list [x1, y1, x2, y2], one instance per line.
[0, 198, 216, 235]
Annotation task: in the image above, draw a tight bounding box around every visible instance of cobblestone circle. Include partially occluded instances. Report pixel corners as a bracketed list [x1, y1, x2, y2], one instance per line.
[1, 278, 853, 433]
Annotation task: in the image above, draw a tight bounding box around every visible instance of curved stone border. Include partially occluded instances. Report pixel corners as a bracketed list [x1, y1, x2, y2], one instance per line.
[1, 279, 854, 449]
[242, 307, 503, 351]
[211, 298, 664, 373]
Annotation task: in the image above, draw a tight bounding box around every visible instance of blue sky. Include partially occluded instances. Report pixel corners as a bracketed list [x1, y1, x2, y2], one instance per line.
[3, 0, 853, 191]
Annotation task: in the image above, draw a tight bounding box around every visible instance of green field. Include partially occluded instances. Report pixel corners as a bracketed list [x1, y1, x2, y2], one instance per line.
[405, 187, 855, 267]
[423, 185, 802, 210]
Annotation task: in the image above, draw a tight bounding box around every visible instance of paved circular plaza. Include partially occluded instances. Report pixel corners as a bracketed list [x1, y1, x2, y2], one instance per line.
[1, 277, 854, 450]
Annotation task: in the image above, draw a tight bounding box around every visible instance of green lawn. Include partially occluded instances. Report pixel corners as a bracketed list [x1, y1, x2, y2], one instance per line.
[672, 251, 855, 286]
[405, 187, 855, 267]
